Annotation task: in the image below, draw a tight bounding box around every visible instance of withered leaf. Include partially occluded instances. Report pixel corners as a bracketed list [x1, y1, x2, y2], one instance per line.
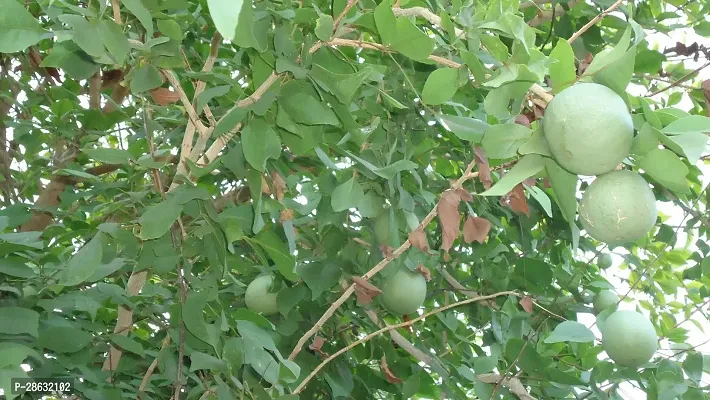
[380, 244, 394, 259]
[354, 285, 375, 304]
[578, 52, 593, 75]
[309, 336, 327, 356]
[474, 146, 492, 189]
[270, 170, 287, 201]
[415, 264, 431, 281]
[519, 296, 533, 314]
[523, 177, 537, 187]
[507, 184, 530, 216]
[280, 208, 294, 221]
[150, 87, 180, 105]
[437, 190, 464, 252]
[463, 216, 491, 244]
[408, 229, 430, 252]
[351, 276, 382, 297]
[380, 356, 404, 384]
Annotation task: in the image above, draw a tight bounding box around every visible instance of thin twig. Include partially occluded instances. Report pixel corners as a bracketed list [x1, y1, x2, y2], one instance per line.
[567, 0, 625, 43]
[112, 0, 121, 23]
[333, 0, 359, 32]
[137, 335, 171, 399]
[293, 291, 520, 393]
[162, 70, 210, 136]
[646, 61, 710, 97]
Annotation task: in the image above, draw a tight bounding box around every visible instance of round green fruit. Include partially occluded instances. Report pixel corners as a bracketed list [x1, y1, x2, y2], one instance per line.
[597, 253, 613, 269]
[593, 290, 619, 314]
[381, 268, 427, 315]
[245, 275, 279, 316]
[601, 310, 658, 368]
[542, 83, 633, 176]
[579, 170, 657, 244]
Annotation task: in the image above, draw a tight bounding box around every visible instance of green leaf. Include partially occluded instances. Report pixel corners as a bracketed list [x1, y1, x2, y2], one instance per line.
[683, 352, 703, 384]
[526, 184, 553, 217]
[277, 284, 307, 316]
[138, 197, 183, 240]
[157, 19, 182, 40]
[0, 231, 43, 249]
[631, 122, 661, 156]
[58, 15, 107, 59]
[110, 334, 145, 357]
[549, 39, 576, 94]
[480, 155, 545, 196]
[437, 114, 489, 142]
[222, 337, 244, 372]
[545, 159, 577, 224]
[0, 257, 35, 278]
[391, 18, 435, 61]
[310, 65, 372, 104]
[663, 133, 709, 164]
[661, 115, 710, 135]
[315, 14, 334, 41]
[279, 85, 340, 126]
[374, 1, 397, 45]
[131, 65, 163, 93]
[190, 351, 227, 372]
[0, 307, 39, 337]
[60, 233, 104, 286]
[254, 230, 298, 281]
[482, 123, 533, 159]
[297, 260, 342, 300]
[0, 0, 47, 53]
[98, 20, 130, 65]
[373, 160, 418, 180]
[121, 0, 154, 39]
[0, 342, 42, 369]
[331, 176, 365, 212]
[276, 57, 309, 79]
[183, 289, 214, 346]
[81, 148, 133, 164]
[518, 127, 551, 156]
[513, 257, 553, 293]
[241, 118, 281, 172]
[40, 42, 99, 80]
[207, 0, 244, 41]
[37, 326, 92, 353]
[638, 149, 690, 194]
[544, 321, 596, 343]
[422, 68, 459, 105]
[196, 85, 231, 112]
[213, 106, 248, 137]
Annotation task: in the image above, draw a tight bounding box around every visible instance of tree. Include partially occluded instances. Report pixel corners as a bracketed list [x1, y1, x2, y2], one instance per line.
[0, 0, 709, 398]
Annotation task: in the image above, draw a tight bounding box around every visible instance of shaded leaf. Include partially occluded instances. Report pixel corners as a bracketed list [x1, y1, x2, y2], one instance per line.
[242, 119, 281, 172]
[0, 307, 39, 337]
[331, 177, 364, 212]
[437, 114, 489, 142]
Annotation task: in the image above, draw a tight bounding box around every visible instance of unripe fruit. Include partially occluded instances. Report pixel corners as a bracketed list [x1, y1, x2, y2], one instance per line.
[381, 268, 427, 315]
[543, 83, 633, 176]
[579, 170, 657, 244]
[597, 253, 613, 269]
[245, 275, 279, 316]
[593, 290, 619, 314]
[601, 310, 658, 368]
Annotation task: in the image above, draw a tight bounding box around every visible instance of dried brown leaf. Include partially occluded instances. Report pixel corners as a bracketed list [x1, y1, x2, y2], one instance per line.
[354, 285, 375, 305]
[380, 244, 394, 259]
[437, 191, 463, 252]
[508, 184, 530, 216]
[149, 87, 180, 105]
[280, 208, 294, 221]
[463, 216, 491, 244]
[270, 170, 287, 201]
[542, 177, 551, 188]
[578, 52, 593, 75]
[474, 146, 492, 189]
[519, 296, 533, 314]
[523, 177, 537, 187]
[453, 188, 473, 202]
[309, 336, 326, 353]
[415, 265, 431, 281]
[261, 174, 271, 195]
[408, 229, 430, 252]
[380, 356, 403, 384]
[351, 276, 382, 297]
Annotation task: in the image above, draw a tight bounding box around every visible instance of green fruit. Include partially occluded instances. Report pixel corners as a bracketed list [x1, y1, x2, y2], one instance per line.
[543, 83, 633, 176]
[601, 310, 658, 368]
[579, 170, 657, 244]
[245, 275, 279, 316]
[593, 290, 619, 314]
[381, 268, 427, 315]
[597, 253, 613, 269]
[374, 212, 391, 245]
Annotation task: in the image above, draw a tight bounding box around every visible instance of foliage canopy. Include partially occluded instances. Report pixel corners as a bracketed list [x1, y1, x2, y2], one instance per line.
[1, 0, 710, 399]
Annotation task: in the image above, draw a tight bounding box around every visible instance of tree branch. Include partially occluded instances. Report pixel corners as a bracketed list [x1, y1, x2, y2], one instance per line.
[137, 335, 170, 400]
[293, 291, 520, 394]
[567, 0, 625, 43]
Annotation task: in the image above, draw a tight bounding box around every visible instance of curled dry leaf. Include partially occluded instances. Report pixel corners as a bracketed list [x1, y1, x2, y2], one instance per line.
[502, 183, 530, 216]
[438, 190, 468, 252]
[351, 276, 382, 298]
[149, 87, 180, 105]
[519, 296, 533, 314]
[578, 52, 594, 75]
[463, 216, 491, 244]
[270, 170, 287, 201]
[474, 146, 492, 189]
[280, 208, 294, 221]
[380, 356, 404, 384]
[380, 244, 394, 259]
[415, 264, 431, 281]
[523, 177, 537, 187]
[309, 336, 328, 357]
[408, 229, 430, 252]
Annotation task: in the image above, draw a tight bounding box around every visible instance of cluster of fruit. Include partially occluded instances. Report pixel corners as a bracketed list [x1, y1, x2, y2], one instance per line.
[545, 83, 659, 369]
